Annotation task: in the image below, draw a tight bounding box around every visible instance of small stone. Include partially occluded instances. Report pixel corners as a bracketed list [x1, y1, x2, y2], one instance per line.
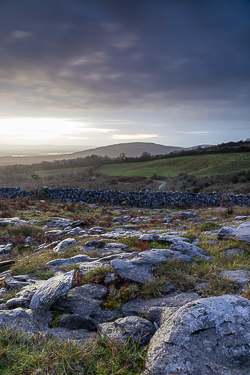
[98, 316, 155, 346]
[225, 248, 245, 258]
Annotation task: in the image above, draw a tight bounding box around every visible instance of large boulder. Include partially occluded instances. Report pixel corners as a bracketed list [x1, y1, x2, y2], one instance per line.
[143, 295, 250, 375]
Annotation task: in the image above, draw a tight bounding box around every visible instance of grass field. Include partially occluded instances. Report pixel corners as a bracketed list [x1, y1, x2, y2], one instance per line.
[96, 153, 250, 178]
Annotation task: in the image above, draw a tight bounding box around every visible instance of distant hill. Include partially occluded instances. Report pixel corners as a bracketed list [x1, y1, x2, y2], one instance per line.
[0, 142, 185, 166]
[68, 142, 184, 158]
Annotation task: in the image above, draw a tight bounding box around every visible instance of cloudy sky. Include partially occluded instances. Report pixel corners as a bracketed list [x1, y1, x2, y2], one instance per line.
[0, 0, 249, 147]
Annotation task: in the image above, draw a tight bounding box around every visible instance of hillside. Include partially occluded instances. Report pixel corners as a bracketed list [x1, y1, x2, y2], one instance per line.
[97, 152, 250, 178]
[0, 142, 184, 166]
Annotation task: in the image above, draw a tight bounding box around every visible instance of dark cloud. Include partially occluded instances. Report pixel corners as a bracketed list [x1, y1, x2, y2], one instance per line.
[0, 0, 249, 144]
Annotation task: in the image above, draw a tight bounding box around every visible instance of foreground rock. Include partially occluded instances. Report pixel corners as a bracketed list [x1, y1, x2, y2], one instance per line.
[6, 281, 45, 309]
[218, 222, 250, 243]
[111, 249, 192, 283]
[122, 293, 199, 323]
[99, 316, 155, 346]
[29, 270, 75, 310]
[143, 295, 250, 375]
[0, 308, 51, 333]
[52, 283, 120, 324]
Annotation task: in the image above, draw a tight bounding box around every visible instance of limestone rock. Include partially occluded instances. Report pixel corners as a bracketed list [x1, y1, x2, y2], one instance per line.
[53, 238, 76, 253]
[0, 243, 13, 254]
[52, 283, 120, 323]
[0, 308, 51, 333]
[29, 270, 75, 311]
[5, 275, 38, 288]
[0, 260, 15, 270]
[220, 270, 250, 287]
[218, 222, 250, 243]
[122, 293, 199, 320]
[6, 281, 45, 309]
[47, 254, 96, 268]
[41, 327, 95, 342]
[144, 295, 250, 375]
[99, 316, 155, 346]
[111, 249, 192, 283]
[0, 217, 27, 227]
[170, 241, 210, 260]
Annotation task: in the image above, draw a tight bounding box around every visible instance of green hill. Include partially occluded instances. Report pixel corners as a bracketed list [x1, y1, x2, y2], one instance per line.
[97, 153, 250, 178]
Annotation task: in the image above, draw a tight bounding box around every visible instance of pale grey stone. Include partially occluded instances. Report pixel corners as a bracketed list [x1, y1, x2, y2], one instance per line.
[220, 270, 250, 287]
[138, 234, 159, 241]
[104, 273, 118, 284]
[0, 270, 11, 281]
[122, 293, 199, 320]
[157, 233, 190, 243]
[144, 295, 250, 375]
[53, 238, 76, 253]
[218, 222, 250, 243]
[52, 283, 120, 323]
[47, 254, 97, 268]
[41, 328, 95, 342]
[99, 316, 155, 346]
[170, 241, 211, 260]
[44, 217, 73, 229]
[0, 217, 27, 227]
[0, 243, 13, 254]
[0, 287, 8, 302]
[234, 216, 249, 221]
[45, 229, 64, 238]
[111, 249, 192, 283]
[0, 308, 51, 333]
[5, 275, 38, 288]
[0, 260, 15, 270]
[6, 281, 45, 309]
[29, 270, 75, 311]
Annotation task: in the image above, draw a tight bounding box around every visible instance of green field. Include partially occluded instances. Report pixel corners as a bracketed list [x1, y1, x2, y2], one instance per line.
[97, 153, 250, 178]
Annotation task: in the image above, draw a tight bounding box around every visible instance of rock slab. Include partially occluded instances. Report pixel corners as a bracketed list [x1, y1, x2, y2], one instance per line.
[144, 295, 250, 375]
[29, 270, 75, 311]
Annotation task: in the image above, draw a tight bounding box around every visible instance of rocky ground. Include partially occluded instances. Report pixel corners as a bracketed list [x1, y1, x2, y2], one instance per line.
[0, 197, 250, 374]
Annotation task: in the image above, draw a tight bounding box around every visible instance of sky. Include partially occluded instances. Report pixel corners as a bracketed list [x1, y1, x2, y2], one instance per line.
[0, 0, 249, 148]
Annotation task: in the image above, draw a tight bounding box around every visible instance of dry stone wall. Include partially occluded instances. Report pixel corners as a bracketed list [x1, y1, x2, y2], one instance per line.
[0, 186, 250, 207]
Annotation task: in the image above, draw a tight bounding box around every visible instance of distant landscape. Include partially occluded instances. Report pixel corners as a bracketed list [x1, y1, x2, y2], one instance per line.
[0, 139, 249, 194]
[0, 142, 211, 166]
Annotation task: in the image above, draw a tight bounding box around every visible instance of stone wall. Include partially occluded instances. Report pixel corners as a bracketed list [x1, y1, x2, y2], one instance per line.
[0, 186, 250, 207]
